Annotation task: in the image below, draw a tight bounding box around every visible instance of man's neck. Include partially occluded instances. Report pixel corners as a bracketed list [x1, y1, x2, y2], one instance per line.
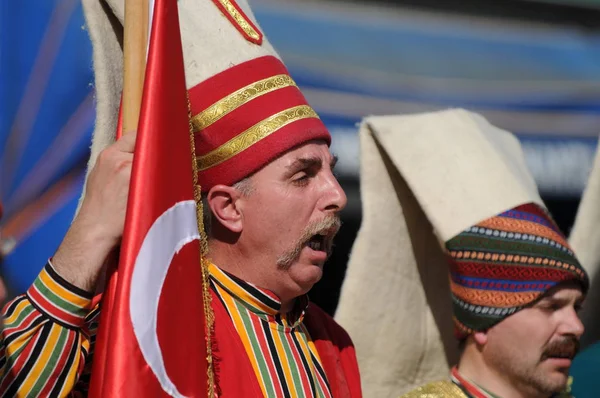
[207, 245, 297, 314]
[279, 299, 296, 314]
[458, 350, 546, 398]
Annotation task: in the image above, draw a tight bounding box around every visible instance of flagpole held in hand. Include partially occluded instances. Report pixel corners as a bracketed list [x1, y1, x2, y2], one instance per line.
[88, 1, 148, 396]
[89, 0, 211, 395]
[122, 0, 149, 135]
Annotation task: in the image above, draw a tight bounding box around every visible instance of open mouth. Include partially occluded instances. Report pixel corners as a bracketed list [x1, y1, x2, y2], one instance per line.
[546, 353, 575, 360]
[307, 233, 327, 252]
[300, 216, 341, 258]
[542, 349, 577, 362]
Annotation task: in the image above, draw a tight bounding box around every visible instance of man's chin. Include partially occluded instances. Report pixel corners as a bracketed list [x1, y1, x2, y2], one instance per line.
[289, 258, 324, 285]
[531, 366, 570, 395]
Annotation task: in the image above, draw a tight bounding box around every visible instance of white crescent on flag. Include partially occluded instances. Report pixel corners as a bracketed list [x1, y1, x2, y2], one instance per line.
[129, 200, 199, 397]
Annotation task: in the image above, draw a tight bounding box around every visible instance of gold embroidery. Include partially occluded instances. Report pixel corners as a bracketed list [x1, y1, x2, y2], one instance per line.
[196, 105, 319, 171]
[216, 0, 260, 41]
[187, 95, 214, 397]
[400, 380, 466, 398]
[191, 74, 296, 132]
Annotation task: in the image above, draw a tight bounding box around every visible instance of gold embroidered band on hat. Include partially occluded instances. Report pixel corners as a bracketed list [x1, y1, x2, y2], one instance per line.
[191, 74, 297, 132]
[215, 0, 262, 42]
[196, 105, 319, 171]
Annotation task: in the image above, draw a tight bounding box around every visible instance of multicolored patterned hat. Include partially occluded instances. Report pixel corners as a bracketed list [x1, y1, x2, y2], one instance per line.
[447, 202, 589, 338]
[82, 0, 329, 194]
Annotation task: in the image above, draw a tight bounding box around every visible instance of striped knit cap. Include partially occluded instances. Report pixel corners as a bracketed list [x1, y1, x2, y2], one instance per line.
[446, 202, 589, 338]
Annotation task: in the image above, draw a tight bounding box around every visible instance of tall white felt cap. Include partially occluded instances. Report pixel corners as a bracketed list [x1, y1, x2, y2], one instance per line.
[569, 142, 600, 347]
[80, 0, 281, 206]
[335, 109, 543, 396]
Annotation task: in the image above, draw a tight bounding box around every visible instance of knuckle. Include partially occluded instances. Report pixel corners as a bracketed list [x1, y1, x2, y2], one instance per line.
[96, 147, 114, 164]
[115, 158, 132, 174]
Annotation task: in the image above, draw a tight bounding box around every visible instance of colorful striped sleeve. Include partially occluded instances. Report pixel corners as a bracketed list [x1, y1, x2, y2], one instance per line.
[0, 261, 99, 397]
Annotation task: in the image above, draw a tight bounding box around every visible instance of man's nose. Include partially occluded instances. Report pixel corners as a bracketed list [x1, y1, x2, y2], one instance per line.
[322, 174, 347, 213]
[560, 307, 585, 338]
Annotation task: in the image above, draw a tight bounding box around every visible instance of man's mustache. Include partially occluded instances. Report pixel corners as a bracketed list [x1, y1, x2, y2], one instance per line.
[298, 215, 342, 248]
[541, 336, 580, 361]
[276, 215, 342, 269]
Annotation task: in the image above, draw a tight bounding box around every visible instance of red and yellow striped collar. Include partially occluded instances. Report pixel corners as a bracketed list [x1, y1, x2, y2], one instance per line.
[451, 367, 501, 398]
[208, 262, 309, 327]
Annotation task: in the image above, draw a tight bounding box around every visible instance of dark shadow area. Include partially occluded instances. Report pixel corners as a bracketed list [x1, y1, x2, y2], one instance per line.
[310, 203, 361, 316]
[545, 196, 582, 235]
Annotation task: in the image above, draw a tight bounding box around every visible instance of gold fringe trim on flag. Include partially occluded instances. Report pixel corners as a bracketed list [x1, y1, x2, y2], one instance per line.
[188, 95, 215, 397]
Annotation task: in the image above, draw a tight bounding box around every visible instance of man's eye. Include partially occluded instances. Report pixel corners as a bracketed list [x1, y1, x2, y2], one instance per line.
[538, 303, 561, 312]
[292, 173, 310, 186]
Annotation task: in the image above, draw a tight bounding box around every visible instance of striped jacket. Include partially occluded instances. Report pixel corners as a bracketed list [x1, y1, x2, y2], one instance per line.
[0, 261, 362, 397]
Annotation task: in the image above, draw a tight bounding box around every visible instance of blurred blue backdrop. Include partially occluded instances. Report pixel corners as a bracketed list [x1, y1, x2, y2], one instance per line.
[2, 0, 600, 294]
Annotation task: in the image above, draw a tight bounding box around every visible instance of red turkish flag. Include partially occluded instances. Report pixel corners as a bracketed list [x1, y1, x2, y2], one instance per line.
[88, 0, 209, 396]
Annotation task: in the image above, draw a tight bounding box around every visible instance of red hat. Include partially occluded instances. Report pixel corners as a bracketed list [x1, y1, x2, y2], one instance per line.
[190, 56, 329, 191]
[83, 0, 329, 193]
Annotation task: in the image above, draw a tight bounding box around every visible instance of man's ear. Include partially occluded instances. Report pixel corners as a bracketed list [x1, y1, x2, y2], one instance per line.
[207, 184, 243, 233]
[473, 330, 489, 346]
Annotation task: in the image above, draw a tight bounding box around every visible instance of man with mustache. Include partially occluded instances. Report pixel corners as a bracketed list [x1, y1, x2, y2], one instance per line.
[0, 0, 361, 396]
[403, 203, 588, 398]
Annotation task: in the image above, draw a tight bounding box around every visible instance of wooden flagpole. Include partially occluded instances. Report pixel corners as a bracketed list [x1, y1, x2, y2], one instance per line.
[87, 2, 150, 396]
[123, 0, 149, 134]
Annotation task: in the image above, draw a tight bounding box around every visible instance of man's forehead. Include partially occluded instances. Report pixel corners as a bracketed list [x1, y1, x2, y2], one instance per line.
[280, 141, 332, 164]
[540, 284, 584, 302]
